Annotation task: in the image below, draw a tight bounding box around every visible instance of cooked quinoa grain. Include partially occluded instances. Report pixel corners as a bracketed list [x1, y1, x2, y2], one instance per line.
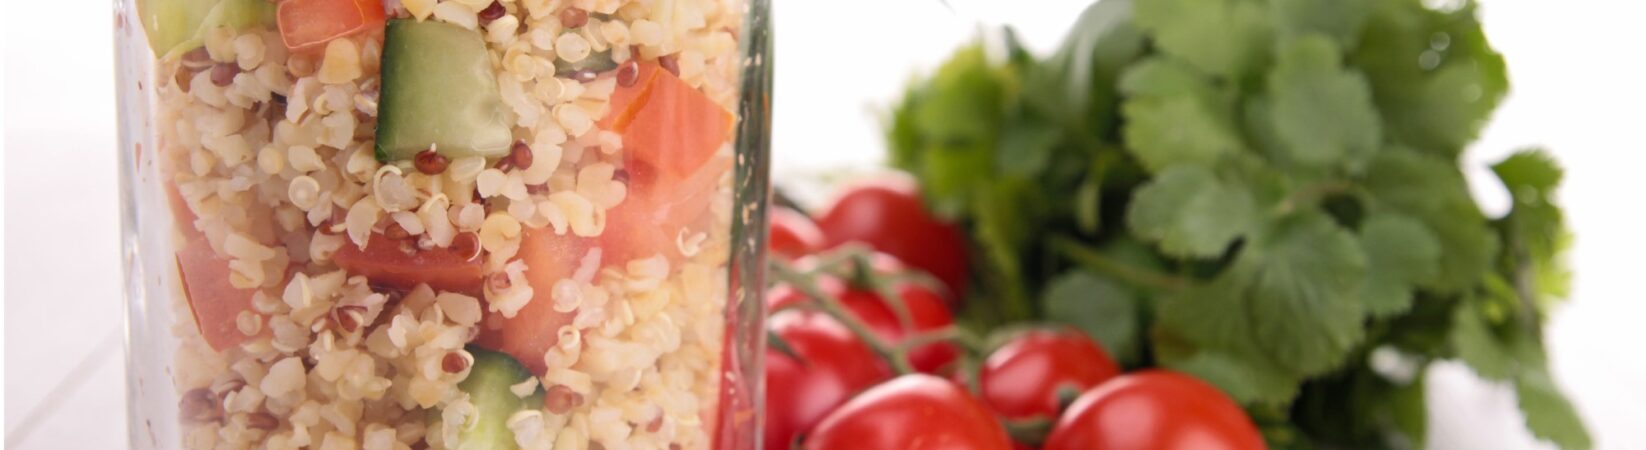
[140, 0, 749, 448]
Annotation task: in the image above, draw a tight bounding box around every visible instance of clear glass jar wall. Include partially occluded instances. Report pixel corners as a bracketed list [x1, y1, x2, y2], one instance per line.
[115, 0, 771, 448]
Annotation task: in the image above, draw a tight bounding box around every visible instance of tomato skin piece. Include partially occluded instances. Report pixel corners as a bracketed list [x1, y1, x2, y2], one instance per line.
[803, 374, 1013, 450]
[817, 177, 970, 298]
[596, 59, 733, 265]
[277, 0, 386, 51]
[331, 232, 484, 292]
[619, 64, 734, 181]
[1043, 371, 1267, 450]
[769, 208, 824, 261]
[767, 271, 958, 373]
[599, 62, 663, 132]
[165, 180, 201, 240]
[176, 236, 263, 351]
[602, 154, 731, 265]
[980, 329, 1121, 420]
[602, 60, 732, 182]
[475, 228, 589, 375]
[764, 310, 892, 450]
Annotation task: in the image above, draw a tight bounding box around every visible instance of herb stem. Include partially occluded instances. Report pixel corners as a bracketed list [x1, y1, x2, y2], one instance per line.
[1050, 235, 1191, 292]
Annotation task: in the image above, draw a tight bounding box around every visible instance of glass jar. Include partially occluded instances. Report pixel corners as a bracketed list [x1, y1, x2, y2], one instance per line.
[115, 1, 771, 448]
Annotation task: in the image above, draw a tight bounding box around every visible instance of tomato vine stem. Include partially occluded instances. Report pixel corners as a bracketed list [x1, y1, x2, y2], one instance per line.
[771, 259, 919, 375]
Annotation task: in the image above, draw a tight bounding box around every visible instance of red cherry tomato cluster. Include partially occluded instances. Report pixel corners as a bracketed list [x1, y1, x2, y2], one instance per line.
[814, 177, 971, 298]
[764, 181, 1267, 450]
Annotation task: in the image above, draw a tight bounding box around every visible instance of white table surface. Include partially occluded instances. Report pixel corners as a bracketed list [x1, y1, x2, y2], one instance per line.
[5, 1, 1644, 449]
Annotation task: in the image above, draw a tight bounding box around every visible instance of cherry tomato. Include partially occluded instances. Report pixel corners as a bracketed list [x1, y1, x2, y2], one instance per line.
[1043, 371, 1266, 450]
[817, 177, 969, 298]
[769, 208, 825, 260]
[332, 232, 484, 292]
[803, 374, 1013, 450]
[843, 283, 959, 373]
[980, 329, 1121, 420]
[764, 310, 892, 450]
[768, 272, 958, 373]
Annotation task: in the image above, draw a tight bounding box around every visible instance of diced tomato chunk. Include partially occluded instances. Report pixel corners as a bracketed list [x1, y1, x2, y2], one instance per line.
[477, 60, 736, 373]
[177, 236, 262, 351]
[165, 180, 202, 240]
[599, 62, 664, 132]
[332, 232, 485, 292]
[476, 229, 590, 375]
[277, 0, 386, 51]
[601, 155, 731, 264]
[620, 68, 735, 181]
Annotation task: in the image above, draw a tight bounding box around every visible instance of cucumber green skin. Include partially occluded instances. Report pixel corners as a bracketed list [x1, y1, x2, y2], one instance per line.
[553, 50, 617, 76]
[375, 19, 515, 162]
[444, 345, 544, 450]
[138, 0, 273, 59]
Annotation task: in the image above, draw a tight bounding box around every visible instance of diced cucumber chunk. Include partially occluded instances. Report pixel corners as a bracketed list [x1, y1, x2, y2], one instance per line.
[376, 19, 514, 162]
[138, 0, 273, 58]
[437, 346, 544, 450]
[554, 50, 617, 76]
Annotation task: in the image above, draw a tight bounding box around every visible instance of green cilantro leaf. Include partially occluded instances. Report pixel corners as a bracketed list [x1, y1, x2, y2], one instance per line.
[1269, 0, 1373, 49]
[1448, 299, 1516, 380]
[1234, 211, 1369, 376]
[1358, 213, 1441, 317]
[1493, 149, 1564, 193]
[1118, 59, 1245, 172]
[1267, 36, 1382, 170]
[1352, 0, 1507, 157]
[1041, 271, 1142, 366]
[1386, 374, 1429, 449]
[1167, 350, 1302, 405]
[888, 43, 1011, 217]
[911, 45, 1009, 147]
[1153, 280, 1303, 405]
[1126, 165, 1258, 258]
[1134, 0, 1273, 78]
[1494, 149, 1571, 305]
[1024, 0, 1146, 142]
[1363, 148, 1496, 294]
[887, 0, 1578, 443]
[1119, 57, 1223, 99]
[997, 116, 1062, 177]
[1154, 211, 1367, 390]
[1517, 366, 1593, 450]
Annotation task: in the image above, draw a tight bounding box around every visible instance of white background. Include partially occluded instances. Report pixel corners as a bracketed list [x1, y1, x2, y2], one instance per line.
[5, 0, 1644, 448]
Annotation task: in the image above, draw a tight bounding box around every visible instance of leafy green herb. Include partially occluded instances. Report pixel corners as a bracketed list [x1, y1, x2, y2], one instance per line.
[1126, 165, 1258, 258]
[1518, 366, 1592, 450]
[1266, 35, 1382, 171]
[1357, 213, 1441, 317]
[886, 0, 1585, 447]
[1041, 272, 1142, 366]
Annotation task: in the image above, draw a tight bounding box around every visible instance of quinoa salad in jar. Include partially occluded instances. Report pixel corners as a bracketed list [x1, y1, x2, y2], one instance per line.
[114, 0, 770, 449]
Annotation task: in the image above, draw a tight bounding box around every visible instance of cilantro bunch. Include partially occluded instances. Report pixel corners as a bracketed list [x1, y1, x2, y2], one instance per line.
[886, 0, 1587, 447]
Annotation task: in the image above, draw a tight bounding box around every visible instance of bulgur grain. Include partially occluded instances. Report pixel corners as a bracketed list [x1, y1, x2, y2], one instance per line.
[318, 39, 363, 85]
[145, 2, 746, 448]
[556, 32, 592, 64]
[403, 0, 436, 20]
